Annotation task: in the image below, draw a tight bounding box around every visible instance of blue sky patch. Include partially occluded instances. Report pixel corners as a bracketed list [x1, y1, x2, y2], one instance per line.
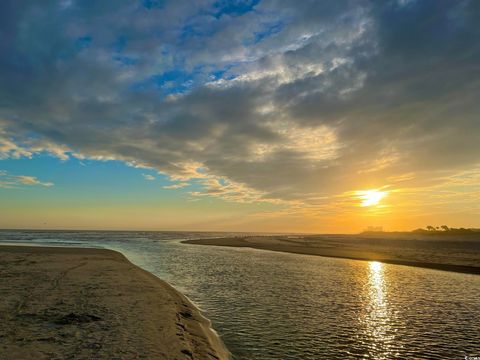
[212, 0, 260, 18]
[142, 0, 164, 10]
[75, 36, 93, 51]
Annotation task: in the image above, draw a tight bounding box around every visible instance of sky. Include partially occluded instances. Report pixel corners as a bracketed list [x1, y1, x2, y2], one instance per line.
[0, 0, 479, 233]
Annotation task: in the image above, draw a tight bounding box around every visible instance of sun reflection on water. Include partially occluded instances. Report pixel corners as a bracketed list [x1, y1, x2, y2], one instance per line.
[362, 261, 398, 359]
[370, 260, 382, 273]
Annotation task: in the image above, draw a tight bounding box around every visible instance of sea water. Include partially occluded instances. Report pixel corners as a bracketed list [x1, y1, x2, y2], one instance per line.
[1, 230, 479, 359]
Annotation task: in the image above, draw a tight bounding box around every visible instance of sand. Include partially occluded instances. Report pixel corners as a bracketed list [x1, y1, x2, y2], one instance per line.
[0, 245, 229, 360]
[183, 233, 480, 275]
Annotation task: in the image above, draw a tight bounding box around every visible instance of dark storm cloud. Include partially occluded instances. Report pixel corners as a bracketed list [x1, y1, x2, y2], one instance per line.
[0, 0, 479, 203]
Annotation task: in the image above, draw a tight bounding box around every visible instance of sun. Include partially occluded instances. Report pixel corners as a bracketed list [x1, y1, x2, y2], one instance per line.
[356, 189, 387, 207]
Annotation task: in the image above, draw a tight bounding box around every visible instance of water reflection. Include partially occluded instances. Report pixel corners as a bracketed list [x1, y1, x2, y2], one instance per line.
[2, 232, 480, 359]
[362, 261, 398, 359]
[369, 261, 386, 311]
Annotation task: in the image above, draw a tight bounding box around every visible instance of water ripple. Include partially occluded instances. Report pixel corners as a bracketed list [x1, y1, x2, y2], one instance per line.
[1, 230, 479, 359]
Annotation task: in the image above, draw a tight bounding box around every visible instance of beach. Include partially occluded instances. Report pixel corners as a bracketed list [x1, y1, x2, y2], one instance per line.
[184, 232, 480, 274]
[0, 245, 229, 360]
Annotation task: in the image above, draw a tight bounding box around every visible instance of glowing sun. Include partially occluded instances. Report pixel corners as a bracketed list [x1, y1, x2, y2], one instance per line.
[356, 189, 387, 207]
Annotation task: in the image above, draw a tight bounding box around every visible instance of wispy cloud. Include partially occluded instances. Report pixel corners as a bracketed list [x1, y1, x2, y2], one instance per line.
[163, 182, 190, 190]
[0, 171, 54, 188]
[142, 174, 155, 181]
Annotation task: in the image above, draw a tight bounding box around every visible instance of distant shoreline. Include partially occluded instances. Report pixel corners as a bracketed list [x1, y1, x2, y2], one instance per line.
[183, 234, 480, 275]
[0, 245, 229, 359]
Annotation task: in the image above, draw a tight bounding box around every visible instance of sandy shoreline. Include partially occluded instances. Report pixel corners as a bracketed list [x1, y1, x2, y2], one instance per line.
[0, 245, 229, 360]
[183, 233, 480, 275]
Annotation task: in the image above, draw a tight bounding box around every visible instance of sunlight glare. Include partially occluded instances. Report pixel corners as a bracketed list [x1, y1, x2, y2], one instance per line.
[370, 260, 382, 272]
[356, 189, 388, 207]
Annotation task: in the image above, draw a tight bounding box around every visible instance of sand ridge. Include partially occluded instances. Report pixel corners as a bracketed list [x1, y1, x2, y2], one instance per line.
[0, 245, 229, 360]
[183, 233, 480, 275]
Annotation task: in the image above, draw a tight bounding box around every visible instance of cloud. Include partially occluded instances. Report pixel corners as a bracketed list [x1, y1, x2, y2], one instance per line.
[163, 182, 190, 190]
[15, 175, 54, 187]
[142, 173, 155, 181]
[0, 171, 54, 188]
[0, 0, 478, 212]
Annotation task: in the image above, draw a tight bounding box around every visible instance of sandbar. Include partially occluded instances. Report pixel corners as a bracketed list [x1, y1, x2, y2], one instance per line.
[0, 245, 229, 359]
[183, 233, 480, 275]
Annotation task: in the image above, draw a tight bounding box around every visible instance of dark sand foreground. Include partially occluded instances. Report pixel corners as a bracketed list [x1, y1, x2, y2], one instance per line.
[184, 233, 480, 274]
[0, 246, 229, 360]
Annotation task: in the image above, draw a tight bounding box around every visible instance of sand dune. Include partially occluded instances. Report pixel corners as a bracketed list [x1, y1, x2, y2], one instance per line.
[0, 245, 229, 360]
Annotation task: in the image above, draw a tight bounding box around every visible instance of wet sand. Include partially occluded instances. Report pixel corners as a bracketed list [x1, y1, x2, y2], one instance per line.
[183, 233, 480, 275]
[0, 245, 229, 360]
